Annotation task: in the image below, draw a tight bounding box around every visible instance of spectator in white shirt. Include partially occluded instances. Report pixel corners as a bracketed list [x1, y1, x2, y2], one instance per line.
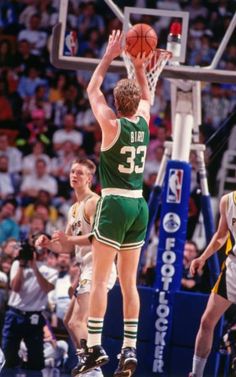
[0, 134, 22, 175]
[22, 141, 51, 176]
[52, 113, 83, 154]
[20, 158, 58, 204]
[17, 13, 48, 56]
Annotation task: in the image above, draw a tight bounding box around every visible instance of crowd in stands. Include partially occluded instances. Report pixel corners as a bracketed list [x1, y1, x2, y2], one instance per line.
[0, 0, 236, 373]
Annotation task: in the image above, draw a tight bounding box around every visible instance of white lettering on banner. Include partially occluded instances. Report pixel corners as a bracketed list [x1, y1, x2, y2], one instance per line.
[153, 237, 176, 373]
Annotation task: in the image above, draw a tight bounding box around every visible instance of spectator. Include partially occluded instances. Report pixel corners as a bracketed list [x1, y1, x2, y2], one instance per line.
[51, 141, 76, 197]
[0, 39, 16, 73]
[0, 155, 16, 201]
[49, 72, 68, 104]
[0, 134, 22, 175]
[77, 2, 105, 41]
[17, 66, 48, 100]
[0, 238, 19, 260]
[20, 158, 58, 204]
[22, 84, 52, 120]
[1, 238, 58, 372]
[14, 39, 42, 76]
[144, 145, 164, 182]
[181, 240, 202, 291]
[0, 199, 20, 245]
[147, 124, 168, 159]
[22, 141, 51, 176]
[22, 189, 58, 226]
[17, 13, 48, 56]
[52, 113, 83, 153]
[0, 253, 13, 278]
[53, 83, 84, 127]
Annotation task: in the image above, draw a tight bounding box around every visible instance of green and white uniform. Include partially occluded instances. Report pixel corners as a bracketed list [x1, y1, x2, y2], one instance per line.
[93, 116, 149, 250]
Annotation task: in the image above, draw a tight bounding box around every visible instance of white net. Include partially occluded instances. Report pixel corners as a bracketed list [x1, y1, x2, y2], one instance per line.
[123, 49, 172, 105]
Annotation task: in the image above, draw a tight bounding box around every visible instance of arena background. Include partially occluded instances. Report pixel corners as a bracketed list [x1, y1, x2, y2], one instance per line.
[0, 1, 236, 376]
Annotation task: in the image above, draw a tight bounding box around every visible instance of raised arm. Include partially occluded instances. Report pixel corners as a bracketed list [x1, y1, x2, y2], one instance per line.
[86, 30, 123, 136]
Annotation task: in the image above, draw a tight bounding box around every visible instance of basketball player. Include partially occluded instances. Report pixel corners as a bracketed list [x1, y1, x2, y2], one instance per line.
[72, 30, 151, 377]
[36, 158, 117, 377]
[189, 191, 236, 377]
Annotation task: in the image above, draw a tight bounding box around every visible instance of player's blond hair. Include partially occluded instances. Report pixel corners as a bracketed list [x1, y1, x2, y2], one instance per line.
[71, 158, 96, 175]
[113, 79, 141, 116]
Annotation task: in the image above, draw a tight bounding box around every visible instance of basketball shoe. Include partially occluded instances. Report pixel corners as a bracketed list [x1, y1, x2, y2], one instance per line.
[72, 345, 109, 377]
[188, 373, 197, 377]
[113, 347, 137, 377]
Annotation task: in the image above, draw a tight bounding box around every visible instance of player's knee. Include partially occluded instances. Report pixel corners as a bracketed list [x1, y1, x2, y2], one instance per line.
[200, 314, 216, 332]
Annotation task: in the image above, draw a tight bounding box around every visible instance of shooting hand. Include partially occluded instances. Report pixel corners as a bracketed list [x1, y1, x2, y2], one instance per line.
[105, 29, 124, 60]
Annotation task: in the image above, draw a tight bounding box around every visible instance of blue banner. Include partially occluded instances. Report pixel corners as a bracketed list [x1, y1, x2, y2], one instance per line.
[152, 160, 191, 374]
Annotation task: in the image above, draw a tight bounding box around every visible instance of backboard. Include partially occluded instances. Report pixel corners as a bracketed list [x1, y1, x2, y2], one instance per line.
[50, 0, 236, 83]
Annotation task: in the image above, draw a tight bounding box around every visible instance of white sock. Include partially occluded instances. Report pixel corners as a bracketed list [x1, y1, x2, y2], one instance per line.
[192, 354, 207, 377]
[122, 319, 138, 349]
[87, 317, 103, 348]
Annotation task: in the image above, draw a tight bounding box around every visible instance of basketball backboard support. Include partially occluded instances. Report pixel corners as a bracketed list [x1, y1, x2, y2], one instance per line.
[50, 0, 236, 84]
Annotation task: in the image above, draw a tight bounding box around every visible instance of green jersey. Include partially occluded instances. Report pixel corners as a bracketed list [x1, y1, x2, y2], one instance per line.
[99, 116, 149, 191]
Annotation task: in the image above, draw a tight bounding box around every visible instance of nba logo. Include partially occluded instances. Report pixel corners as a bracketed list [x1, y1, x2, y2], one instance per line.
[166, 169, 183, 203]
[65, 31, 78, 56]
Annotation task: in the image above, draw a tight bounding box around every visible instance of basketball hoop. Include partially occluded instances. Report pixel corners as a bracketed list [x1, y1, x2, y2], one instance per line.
[123, 48, 172, 105]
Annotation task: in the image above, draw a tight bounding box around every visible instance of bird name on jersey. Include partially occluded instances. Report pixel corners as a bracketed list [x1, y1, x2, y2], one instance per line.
[130, 131, 145, 143]
[153, 237, 176, 373]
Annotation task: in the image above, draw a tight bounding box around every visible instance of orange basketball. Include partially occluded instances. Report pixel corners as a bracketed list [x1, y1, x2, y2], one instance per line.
[125, 23, 158, 58]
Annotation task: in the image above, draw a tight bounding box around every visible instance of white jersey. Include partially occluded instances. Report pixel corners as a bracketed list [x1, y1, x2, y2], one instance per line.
[68, 195, 117, 291]
[68, 195, 94, 263]
[226, 191, 236, 255]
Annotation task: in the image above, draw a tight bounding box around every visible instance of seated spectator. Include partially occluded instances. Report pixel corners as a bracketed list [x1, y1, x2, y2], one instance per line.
[22, 189, 58, 225]
[19, 109, 52, 154]
[0, 155, 17, 201]
[0, 253, 13, 279]
[20, 214, 47, 241]
[147, 124, 168, 160]
[0, 238, 19, 260]
[0, 39, 16, 73]
[0, 134, 22, 175]
[20, 158, 58, 204]
[17, 13, 48, 57]
[17, 66, 48, 100]
[22, 140, 51, 176]
[181, 240, 202, 292]
[0, 199, 20, 245]
[52, 113, 83, 154]
[49, 72, 68, 104]
[53, 83, 84, 128]
[144, 145, 164, 182]
[14, 39, 42, 76]
[51, 141, 76, 198]
[22, 84, 52, 121]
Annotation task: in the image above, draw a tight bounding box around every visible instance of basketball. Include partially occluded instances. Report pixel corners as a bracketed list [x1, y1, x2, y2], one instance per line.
[125, 23, 158, 58]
